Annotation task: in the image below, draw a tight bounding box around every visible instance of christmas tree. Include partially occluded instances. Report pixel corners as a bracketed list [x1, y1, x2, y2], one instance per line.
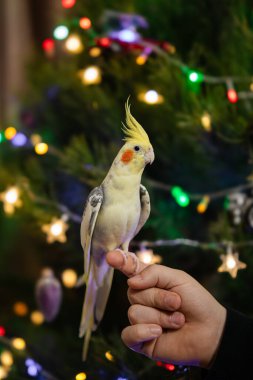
[1, 0, 253, 379]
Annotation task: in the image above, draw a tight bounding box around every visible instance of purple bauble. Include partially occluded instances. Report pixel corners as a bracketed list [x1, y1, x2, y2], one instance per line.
[35, 268, 62, 322]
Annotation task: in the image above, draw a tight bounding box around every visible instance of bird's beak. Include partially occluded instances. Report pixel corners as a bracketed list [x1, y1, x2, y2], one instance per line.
[145, 147, 155, 164]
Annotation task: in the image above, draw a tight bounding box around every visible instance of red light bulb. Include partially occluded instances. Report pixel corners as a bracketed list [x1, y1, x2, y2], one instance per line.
[165, 364, 175, 371]
[98, 37, 111, 47]
[227, 88, 238, 103]
[61, 0, 76, 8]
[80, 17, 92, 30]
[0, 326, 6, 336]
[42, 38, 55, 53]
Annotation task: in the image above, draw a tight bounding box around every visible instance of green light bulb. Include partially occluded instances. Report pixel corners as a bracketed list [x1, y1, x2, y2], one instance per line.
[177, 193, 190, 207]
[171, 186, 183, 198]
[188, 70, 204, 83]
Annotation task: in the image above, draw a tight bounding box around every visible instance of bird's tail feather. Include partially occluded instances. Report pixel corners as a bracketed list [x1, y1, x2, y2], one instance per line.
[82, 316, 93, 361]
[93, 267, 114, 330]
[75, 273, 88, 288]
[79, 271, 97, 338]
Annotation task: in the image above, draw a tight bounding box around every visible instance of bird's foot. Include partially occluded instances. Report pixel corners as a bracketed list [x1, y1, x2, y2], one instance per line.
[115, 249, 139, 276]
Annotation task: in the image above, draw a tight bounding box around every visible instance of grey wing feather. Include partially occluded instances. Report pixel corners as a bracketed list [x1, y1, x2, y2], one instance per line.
[80, 186, 103, 277]
[134, 184, 151, 237]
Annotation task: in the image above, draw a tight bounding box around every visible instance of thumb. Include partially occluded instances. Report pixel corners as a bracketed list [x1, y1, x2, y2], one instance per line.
[106, 250, 148, 278]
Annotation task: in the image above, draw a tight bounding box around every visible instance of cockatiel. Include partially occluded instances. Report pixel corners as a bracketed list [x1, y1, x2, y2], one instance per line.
[79, 99, 154, 360]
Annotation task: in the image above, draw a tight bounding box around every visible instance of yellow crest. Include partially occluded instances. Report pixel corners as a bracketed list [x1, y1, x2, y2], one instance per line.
[122, 99, 150, 145]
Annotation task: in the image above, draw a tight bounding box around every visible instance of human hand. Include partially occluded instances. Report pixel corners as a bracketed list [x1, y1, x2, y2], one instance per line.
[106, 251, 226, 368]
[106, 250, 185, 330]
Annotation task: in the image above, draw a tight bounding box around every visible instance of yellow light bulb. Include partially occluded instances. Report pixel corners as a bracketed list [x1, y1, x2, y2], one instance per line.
[12, 338, 26, 350]
[5, 127, 17, 140]
[30, 311, 44, 325]
[13, 302, 28, 316]
[105, 351, 114, 361]
[61, 269, 77, 288]
[136, 55, 147, 65]
[75, 373, 87, 380]
[89, 47, 101, 57]
[138, 90, 164, 105]
[0, 351, 13, 367]
[0, 366, 8, 379]
[5, 188, 18, 204]
[35, 142, 48, 155]
[30, 134, 42, 146]
[197, 196, 210, 214]
[80, 66, 102, 85]
[65, 34, 84, 54]
[201, 112, 212, 132]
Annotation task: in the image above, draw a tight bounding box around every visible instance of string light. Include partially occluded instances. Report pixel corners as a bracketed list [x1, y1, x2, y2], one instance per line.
[138, 90, 164, 104]
[34, 142, 49, 155]
[200, 112, 212, 132]
[105, 351, 114, 362]
[226, 80, 238, 103]
[136, 55, 147, 65]
[30, 311, 44, 325]
[0, 366, 8, 379]
[62, 0, 76, 8]
[136, 248, 162, 264]
[79, 17, 92, 30]
[53, 25, 69, 40]
[13, 301, 28, 316]
[79, 66, 102, 85]
[65, 34, 84, 53]
[89, 47, 101, 57]
[42, 38, 55, 56]
[0, 186, 22, 215]
[0, 351, 13, 367]
[75, 373, 87, 380]
[187, 70, 204, 83]
[4, 126, 17, 140]
[218, 245, 246, 278]
[25, 359, 41, 378]
[12, 338, 26, 350]
[61, 269, 77, 288]
[0, 326, 6, 336]
[11, 132, 27, 147]
[30, 134, 41, 146]
[197, 196, 210, 213]
[97, 37, 111, 47]
[41, 215, 69, 243]
[171, 186, 190, 207]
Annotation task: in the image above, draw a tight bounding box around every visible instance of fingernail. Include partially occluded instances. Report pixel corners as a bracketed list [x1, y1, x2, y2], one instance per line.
[171, 312, 185, 326]
[149, 326, 162, 336]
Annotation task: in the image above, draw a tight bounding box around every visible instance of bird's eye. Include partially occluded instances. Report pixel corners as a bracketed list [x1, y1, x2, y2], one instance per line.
[134, 146, 140, 151]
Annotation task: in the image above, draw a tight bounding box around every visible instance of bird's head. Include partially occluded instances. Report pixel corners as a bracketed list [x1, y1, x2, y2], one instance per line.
[115, 100, 154, 174]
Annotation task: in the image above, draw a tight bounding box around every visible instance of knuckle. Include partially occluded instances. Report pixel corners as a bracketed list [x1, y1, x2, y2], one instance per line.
[128, 305, 138, 324]
[127, 288, 135, 304]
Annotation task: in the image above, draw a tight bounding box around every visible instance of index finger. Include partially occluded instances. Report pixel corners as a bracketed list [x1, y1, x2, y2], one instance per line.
[106, 250, 148, 277]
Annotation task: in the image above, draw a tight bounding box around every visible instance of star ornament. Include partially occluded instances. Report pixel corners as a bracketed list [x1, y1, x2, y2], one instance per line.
[0, 186, 22, 214]
[218, 250, 246, 279]
[42, 215, 69, 243]
[136, 247, 162, 264]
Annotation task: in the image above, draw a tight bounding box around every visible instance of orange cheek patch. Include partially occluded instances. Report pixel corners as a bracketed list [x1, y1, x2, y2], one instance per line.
[121, 149, 134, 163]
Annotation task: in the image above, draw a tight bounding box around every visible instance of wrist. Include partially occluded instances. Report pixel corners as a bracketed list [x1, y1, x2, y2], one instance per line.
[202, 305, 227, 368]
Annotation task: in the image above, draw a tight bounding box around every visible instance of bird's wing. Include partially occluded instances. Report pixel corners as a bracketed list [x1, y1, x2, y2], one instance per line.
[134, 184, 151, 237]
[80, 186, 104, 278]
